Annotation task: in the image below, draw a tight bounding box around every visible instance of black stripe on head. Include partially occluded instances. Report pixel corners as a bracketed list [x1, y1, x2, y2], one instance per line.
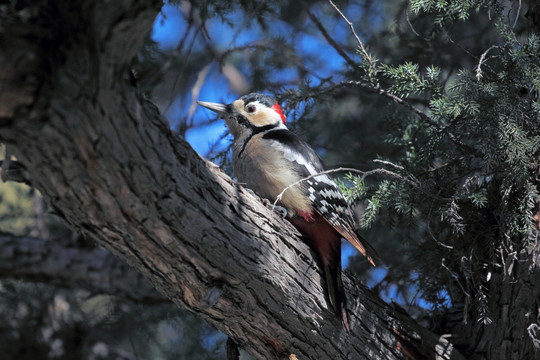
[235, 113, 279, 132]
[235, 114, 251, 127]
[240, 93, 276, 108]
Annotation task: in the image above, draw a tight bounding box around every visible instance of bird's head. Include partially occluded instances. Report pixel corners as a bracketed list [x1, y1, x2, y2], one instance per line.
[198, 93, 286, 139]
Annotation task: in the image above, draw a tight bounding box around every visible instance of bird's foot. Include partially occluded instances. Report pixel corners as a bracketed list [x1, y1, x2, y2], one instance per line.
[273, 205, 288, 219]
[262, 199, 288, 219]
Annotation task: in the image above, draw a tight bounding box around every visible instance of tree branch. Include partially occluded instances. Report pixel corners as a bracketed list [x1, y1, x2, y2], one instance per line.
[0, 232, 167, 304]
[0, 1, 464, 359]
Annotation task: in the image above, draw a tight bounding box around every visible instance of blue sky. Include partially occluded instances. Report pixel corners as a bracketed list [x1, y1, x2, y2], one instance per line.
[151, 2, 353, 155]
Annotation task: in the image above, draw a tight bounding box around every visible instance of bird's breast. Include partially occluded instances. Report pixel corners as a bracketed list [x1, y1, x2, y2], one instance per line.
[232, 134, 312, 214]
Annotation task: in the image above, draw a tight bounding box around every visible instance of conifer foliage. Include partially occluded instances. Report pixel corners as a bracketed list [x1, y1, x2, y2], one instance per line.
[329, 1, 540, 356]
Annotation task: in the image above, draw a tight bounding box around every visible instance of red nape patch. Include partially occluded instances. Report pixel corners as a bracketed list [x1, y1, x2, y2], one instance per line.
[272, 103, 286, 124]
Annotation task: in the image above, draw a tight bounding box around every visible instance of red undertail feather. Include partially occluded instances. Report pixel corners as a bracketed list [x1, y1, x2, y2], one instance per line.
[289, 212, 350, 330]
[289, 210, 378, 331]
[297, 210, 315, 222]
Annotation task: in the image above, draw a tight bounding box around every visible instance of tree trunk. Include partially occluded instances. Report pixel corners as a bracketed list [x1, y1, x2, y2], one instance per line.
[0, 1, 464, 359]
[455, 245, 540, 360]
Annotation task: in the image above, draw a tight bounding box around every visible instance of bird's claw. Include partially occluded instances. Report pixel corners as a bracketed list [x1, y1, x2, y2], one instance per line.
[262, 199, 288, 219]
[273, 205, 288, 219]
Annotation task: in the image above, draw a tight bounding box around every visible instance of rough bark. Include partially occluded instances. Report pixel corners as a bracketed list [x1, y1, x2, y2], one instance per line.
[0, 233, 167, 304]
[0, 1, 464, 359]
[455, 245, 540, 360]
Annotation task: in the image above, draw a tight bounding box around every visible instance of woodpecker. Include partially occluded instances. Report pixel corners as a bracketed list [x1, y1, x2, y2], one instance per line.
[198, 93, 377, 330]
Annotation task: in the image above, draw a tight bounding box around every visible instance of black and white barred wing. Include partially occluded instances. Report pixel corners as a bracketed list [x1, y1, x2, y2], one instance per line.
[305, 172, 376, 265]
[263, 129, 376, 265]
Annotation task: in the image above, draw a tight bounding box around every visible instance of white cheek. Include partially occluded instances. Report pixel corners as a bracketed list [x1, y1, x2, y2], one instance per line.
[250, 108, 281, 126]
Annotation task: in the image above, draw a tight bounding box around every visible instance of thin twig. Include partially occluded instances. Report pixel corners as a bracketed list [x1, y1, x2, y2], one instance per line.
[527, 323, 540, 349]
[476, 45, 499, 81]
[313, 3, 441, 127]
[185, 63, 213, 128]
[373, 159, 405, 170]
[293, 78, 482, 156]
[305, 5, 482, 156]
[340, 81, 482, 155]
[307, 10, 358, 69]
[217, 44, 269, 65]
[372, 84, 441, 127]
[300, 79, 441, 128]
[272, 167, 418, 208]
[441, 258, 470, 297]
[428, 202, 453, 249]
[513, 0, 521, 29]
[164, 26, 203, 113]
[443, 29, 481, 63]
[328, 0, 375, 73]
[140, 13, 197, 90]
[405, 8, 428, 42]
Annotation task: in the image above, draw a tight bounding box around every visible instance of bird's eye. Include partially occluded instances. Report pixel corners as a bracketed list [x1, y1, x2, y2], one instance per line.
[246, 105, 257, 113]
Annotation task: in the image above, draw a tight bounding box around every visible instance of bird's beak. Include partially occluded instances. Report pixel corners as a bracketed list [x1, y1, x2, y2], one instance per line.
[197, 101, 228, 116]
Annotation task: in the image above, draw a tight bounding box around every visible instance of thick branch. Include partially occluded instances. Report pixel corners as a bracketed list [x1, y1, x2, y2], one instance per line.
[0, 1, 463, 359]
[0, 232, 167, 304]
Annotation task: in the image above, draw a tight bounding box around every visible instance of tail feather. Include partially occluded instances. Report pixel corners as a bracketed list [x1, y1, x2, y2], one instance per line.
[288, 212, 352, 331]
[321, 216, 380, 266]
[351, 230, 380, 266]
[344, 234, 377, 266]
[323, 251, 350, 332]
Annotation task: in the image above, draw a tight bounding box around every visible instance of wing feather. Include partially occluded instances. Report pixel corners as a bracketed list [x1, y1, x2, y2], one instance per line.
[263, 129, 378, 265]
